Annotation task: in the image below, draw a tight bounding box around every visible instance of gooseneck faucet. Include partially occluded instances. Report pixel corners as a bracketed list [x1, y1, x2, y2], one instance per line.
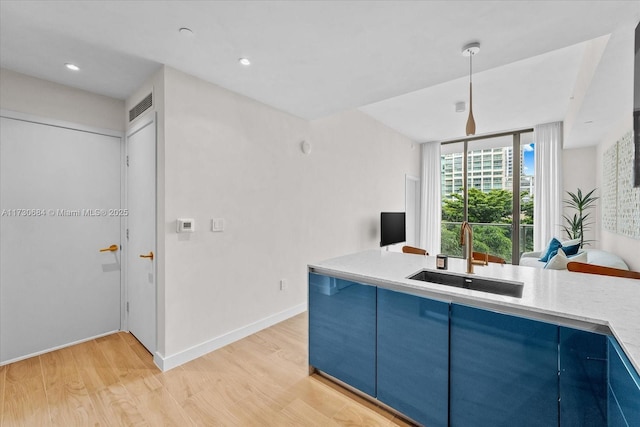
[460, 221, 475, 274]
[460, 221, 488, 274]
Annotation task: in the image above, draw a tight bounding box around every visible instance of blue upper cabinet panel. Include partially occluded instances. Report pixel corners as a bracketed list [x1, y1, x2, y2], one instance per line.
[450, 303, 559, 427]
[608, 337, 640, 427]
[308, 273, 376, 396]
[377, 288, 449, 427]
[559, 327, 608, 427]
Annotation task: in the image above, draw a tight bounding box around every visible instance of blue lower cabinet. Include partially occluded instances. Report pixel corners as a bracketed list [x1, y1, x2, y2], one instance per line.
[376, 288, 449, 427]
[308, 273, 376, 396]
[608, 337, 640, 427]
[450, 303, 559, 427]
[559, 327, 608, 426]
[608, 386, 628, 427]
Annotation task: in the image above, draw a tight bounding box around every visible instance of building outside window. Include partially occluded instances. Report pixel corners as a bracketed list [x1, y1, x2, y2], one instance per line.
[440, 131, 535, 263]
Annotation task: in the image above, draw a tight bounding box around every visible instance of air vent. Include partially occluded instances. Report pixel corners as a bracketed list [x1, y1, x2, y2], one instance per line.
[129, 92, 152, 122]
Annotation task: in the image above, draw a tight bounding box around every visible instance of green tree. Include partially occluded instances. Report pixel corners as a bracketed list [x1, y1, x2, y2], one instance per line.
[442, 193, 464, 222]
[441, 223, 463, 257]
[440, 188, 534, 262]
[442, 188, 513, 223]
[521, 191, 534, 225]
[473, 226, 513, 261]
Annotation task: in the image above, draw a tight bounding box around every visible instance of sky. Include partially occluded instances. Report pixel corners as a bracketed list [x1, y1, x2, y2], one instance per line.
[522, 143, 535, 175]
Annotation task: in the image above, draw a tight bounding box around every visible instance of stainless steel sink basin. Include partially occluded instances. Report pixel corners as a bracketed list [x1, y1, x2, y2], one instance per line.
[408, 270, 523, 298]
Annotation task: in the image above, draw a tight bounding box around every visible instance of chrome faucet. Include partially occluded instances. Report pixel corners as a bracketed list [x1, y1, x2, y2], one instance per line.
[460, 221, 487, 274]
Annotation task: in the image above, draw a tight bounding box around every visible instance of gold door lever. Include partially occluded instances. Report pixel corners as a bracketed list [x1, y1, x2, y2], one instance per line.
[139, 251, 154, 260]
[100, 244, 119, 252]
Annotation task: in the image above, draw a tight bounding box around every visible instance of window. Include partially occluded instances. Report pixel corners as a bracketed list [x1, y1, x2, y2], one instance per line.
[440, 131, 535, 264]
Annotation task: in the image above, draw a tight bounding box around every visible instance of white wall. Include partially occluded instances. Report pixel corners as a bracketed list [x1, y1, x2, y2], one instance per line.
[562, 146, 597, 245]
[0, 68, 124, 131]
[0, 66, 419, 368]
[160, 66, 419, 362]
[595, 117, 640, 271]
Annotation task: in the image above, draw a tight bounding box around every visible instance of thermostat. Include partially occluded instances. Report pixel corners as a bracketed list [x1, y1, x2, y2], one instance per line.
[177, 218, 195, 233]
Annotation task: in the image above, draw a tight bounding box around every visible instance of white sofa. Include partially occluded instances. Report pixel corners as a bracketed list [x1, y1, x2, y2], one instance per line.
[520, 248, 629, 270]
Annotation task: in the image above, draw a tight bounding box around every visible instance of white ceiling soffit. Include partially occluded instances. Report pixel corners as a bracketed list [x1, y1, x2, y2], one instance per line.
[1, 1, 639, 147]
[360, 41, 588, 144]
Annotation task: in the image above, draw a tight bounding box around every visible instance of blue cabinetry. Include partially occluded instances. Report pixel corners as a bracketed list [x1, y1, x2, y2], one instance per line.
[308, 271, 640, 427]
[608, 338, 640, 427]
[559, 327, 608, 427]
[376, 288, 449, 427]
[450, 303, 559, 427]
[308, 272, 376, 396]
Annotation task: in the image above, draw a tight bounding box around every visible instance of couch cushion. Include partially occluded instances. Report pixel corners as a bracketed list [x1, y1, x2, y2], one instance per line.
[560, 238, 581, 256]
[540, 238, 562, 262]
[585, 249, 629, 270]
[545, 248, 588, 270]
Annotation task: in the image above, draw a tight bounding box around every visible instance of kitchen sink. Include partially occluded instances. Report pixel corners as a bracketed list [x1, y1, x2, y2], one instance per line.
[408, 270, 523, 298]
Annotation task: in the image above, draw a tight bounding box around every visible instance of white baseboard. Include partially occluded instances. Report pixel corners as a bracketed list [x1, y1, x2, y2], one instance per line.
[154, 303, 307, 371]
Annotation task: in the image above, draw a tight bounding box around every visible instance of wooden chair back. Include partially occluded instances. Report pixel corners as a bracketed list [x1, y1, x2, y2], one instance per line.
[472, 251, 506, 264]
[402, 246, 428, 256]
[567, 262, 640, 279]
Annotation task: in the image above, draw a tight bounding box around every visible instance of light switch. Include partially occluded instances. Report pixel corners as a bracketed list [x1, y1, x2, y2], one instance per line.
[212, 218, 225, 232]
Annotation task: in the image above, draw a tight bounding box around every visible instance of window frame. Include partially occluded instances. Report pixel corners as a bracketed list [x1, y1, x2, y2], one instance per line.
[441, 128, 534, 265]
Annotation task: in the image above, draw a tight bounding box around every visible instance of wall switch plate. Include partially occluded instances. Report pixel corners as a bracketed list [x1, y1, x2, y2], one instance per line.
[211, 218, 225, 232]
[280, 279, 287, 291]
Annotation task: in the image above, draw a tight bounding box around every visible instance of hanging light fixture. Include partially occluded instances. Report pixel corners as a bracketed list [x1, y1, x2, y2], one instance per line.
[462, 42, 480, 136]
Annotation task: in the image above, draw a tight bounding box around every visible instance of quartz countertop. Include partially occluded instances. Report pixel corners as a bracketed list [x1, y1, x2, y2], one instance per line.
[309, 249, 640, 374]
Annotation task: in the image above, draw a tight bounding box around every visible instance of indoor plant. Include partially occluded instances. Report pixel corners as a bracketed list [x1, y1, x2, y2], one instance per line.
[562, 188, 598, 248]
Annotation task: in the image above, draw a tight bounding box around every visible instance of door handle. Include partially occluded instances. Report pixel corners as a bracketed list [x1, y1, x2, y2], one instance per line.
[99, 244, 119, 252]
[139, 251, 154, 260]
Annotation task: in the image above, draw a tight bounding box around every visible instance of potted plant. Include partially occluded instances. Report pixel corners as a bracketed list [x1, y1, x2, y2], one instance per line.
[562, 188, 598, 248]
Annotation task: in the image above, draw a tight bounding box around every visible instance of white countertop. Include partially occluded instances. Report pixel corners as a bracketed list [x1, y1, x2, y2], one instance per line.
[309, 249, 640, 374]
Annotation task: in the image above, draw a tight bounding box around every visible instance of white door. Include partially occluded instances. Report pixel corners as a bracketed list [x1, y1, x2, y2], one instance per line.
[0, 116, 122, 363]
[405, 175, 420, 246]
[126, 117, 156, 353]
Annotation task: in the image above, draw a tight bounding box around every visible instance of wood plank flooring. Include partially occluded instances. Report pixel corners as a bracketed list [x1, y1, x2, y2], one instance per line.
[0, 313, 415, 426]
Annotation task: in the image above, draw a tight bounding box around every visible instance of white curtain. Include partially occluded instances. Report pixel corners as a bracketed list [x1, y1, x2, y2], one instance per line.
[419, 141, 442, 254]
[533, 122, 564, 251]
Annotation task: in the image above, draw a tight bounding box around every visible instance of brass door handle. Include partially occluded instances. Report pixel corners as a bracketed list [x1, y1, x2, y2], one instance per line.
[139, 251, 154, 260]
[100, 244, 119, 252]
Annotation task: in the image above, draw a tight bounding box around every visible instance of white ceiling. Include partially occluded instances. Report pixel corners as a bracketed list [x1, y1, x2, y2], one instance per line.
[1, 1, 639, 148]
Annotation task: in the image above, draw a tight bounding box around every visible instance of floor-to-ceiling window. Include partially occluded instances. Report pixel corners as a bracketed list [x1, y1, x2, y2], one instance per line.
[440, 130, 535, 264]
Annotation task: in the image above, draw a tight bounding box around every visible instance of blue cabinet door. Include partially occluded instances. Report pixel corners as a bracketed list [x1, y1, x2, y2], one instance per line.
[559, 327, 607, 427]
[450, 303, 559, 427]
[377, 288, 449, 427]
[308, 272, 376, 396]
[608, 337, 640, 427]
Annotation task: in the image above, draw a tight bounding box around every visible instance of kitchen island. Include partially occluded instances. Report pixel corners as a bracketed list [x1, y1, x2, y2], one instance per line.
[308, 249, 640, 427]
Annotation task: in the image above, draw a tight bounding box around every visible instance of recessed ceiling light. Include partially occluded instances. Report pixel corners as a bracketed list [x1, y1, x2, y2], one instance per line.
[65, 63, 80, 71]
[179, 27, 194, 36]
[238, 57, 251, 66]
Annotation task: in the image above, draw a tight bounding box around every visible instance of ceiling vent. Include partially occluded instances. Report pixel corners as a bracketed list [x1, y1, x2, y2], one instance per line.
[129, 92, 152, 122]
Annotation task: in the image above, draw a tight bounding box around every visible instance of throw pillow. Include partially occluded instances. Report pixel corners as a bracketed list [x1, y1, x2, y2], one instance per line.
[540, 237, 562, 262]
[545, 248, 588, 270]
[561, 238, 581, 256]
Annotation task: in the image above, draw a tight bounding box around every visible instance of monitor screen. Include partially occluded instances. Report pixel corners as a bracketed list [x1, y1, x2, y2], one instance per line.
[380, 212, 406, 247]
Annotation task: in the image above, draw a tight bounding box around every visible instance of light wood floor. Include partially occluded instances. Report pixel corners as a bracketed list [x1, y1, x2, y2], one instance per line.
[0, 313, 414, 426]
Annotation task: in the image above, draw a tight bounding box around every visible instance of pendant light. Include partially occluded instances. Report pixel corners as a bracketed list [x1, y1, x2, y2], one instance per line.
[462, 42, 480, 136]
